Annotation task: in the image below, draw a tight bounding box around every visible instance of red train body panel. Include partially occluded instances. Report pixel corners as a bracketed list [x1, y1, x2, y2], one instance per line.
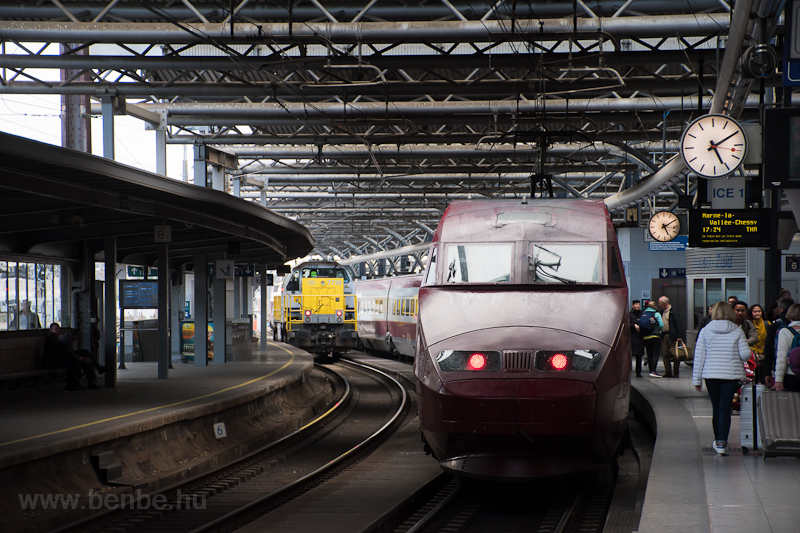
[355, 275, 422, 358]
[414, 199, 630, 479]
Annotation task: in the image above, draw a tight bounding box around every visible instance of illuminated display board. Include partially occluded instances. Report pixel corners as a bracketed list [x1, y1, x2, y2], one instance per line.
[119, 280, 159, 309]
[688, 209, 771, 248]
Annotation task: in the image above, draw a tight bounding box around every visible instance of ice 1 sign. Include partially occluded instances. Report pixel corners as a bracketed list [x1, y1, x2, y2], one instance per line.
[688, 209, 771, 248]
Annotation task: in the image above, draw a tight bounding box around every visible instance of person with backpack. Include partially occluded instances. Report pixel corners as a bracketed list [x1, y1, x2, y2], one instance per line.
[692, 302, 751, 456]
[774, 303, 800, 392]
[629, 300, 645, 377]
[762, 297, 794, 387]
[640, 300, 664, 378]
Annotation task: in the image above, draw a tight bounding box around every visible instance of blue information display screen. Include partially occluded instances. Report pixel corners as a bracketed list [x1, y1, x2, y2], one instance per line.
[120, 280, 159, 309]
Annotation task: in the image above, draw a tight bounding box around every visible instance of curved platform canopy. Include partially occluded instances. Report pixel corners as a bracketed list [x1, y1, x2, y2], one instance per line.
[0, 132, 314, 269]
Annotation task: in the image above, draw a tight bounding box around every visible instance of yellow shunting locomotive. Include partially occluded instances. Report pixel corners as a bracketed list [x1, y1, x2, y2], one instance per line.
[272, 261, 358, 361]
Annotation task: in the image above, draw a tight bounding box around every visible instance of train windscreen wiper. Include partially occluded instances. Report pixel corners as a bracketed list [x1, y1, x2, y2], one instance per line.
[529, 245, 577, 284]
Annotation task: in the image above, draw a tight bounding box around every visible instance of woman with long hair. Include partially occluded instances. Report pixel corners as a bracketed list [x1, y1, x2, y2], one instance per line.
[692, 302, 751, 456]
[748, 304, 770, 381]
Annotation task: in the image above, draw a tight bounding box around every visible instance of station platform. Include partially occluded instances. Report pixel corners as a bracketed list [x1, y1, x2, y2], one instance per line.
[0, 342, 325, 532]
[632, 366, 800, 533]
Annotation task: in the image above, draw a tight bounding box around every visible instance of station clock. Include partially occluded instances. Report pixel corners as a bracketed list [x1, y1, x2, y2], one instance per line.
[648, 211, 681, 242]
[680, 114, 747, 179]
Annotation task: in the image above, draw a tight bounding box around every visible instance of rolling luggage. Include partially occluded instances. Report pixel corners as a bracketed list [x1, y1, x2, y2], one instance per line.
[740, 383, 766, 453]
[757, 390, 800, 459]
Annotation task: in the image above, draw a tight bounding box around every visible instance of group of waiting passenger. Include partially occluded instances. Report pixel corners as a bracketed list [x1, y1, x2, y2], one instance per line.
[629, 290, 799, 456]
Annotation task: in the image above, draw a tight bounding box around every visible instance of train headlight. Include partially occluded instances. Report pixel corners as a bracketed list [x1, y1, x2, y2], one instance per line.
[535, 349, 602, 372]
[435, 350, 501, 372]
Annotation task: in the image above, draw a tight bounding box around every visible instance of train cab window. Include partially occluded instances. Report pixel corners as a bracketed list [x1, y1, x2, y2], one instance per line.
[445, 244, 513, 283]
[286, 272, 300, 291]
[528, 244, 600, 284]
[610, 246, 623, 284]
[422, 246, 437, 286]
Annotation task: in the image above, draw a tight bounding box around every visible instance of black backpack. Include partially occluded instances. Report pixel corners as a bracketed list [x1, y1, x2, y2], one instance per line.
[638, 310, 658, 335]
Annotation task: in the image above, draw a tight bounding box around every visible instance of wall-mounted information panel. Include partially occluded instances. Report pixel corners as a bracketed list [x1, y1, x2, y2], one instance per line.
[688, 209, 771, 247]
[119, 280, 159, 309]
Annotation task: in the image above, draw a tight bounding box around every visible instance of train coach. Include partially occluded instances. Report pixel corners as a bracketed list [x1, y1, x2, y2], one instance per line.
[415, 198, 631, 479]
[272, 261, 358, 361]
[355, 274, 422, 361]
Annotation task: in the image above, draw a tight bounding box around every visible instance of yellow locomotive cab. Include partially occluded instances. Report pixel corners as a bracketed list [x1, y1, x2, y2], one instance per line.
[272, 262, 358, 361]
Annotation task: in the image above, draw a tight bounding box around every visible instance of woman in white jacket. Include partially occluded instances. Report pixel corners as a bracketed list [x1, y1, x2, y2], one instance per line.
[774, 304, 800, 392]
[692, 302, 751, 456]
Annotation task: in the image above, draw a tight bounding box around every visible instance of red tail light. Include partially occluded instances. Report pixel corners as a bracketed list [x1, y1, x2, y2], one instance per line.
[336, 310, 343, 317]
[305, 310, 312, 316]
[467, 353, 487, 370]
[550, 353, 568, 370]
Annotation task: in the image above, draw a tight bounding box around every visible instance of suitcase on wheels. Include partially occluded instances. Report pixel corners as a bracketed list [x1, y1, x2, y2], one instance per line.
[741, 383, 767, 453]
[757, 390, 800, 459]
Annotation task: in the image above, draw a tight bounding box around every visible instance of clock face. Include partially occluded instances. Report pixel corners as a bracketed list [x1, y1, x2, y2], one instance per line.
[680, 114, 747, 178]
[649, 211, 680, 242]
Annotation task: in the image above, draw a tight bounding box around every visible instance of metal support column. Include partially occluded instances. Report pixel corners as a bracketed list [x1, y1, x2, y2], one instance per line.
[104, 236, 117, 388]
[156, 129, 167, 176]
[233, 274, 241, 318]
[171, 277, 181, 363]
[213, 275, 226, 363]
[101, 95, 115, 160]
[194, 145, 207, 187]
[194, 254, 208, 366]
[260, 264, 268, 349]
[158, 244, 169, 379]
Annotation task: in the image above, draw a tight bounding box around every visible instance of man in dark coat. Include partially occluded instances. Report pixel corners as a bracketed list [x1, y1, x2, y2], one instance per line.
[659, 296, 685, 378]
[629, 300, 645, 377]
[57, 328, 105, 390]
[762, 297, 795, 386]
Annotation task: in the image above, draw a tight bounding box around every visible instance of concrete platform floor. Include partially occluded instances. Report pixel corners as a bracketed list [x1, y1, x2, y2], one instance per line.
[0, 342, 312, 469]
[634, 361, 800, 533]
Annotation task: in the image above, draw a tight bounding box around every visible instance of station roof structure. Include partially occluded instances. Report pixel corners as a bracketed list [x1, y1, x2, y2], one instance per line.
[0, 132, 314, 269]
[0, 0, 790, 262]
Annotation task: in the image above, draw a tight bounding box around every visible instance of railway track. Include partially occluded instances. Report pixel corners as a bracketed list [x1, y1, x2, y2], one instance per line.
[390, 466, 616, 533]
[56, 360, 410, 533]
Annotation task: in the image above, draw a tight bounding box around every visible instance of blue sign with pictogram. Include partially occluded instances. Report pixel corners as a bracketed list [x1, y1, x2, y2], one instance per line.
[659, 268, 686, 279]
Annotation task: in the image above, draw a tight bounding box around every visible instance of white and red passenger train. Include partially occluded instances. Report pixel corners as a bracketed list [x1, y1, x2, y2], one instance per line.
[355, 274, 422, 360]
[413, 199, 631, 479]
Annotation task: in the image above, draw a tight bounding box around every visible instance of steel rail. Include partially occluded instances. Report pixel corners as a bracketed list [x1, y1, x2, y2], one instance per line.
[53, 364, 351, 533]
[187, 358, 408, 533]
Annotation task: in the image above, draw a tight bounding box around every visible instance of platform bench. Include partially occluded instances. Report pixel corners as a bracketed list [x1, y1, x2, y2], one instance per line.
[0, 330, 68, 397]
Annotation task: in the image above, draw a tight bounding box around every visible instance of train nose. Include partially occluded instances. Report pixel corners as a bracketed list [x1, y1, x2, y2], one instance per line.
[438, 378, 597, 435]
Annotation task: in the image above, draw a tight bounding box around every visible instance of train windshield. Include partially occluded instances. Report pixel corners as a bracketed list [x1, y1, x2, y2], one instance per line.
[445, 244, 513, 283]
[301, 268, 350, 282]
[528, 244, 600, 284]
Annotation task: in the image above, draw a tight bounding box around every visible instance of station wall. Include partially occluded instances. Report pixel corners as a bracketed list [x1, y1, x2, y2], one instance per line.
[617, 227, 686, 306]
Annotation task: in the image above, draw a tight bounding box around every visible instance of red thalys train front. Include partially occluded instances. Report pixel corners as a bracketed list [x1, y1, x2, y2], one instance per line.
[415, 199, 630, 479]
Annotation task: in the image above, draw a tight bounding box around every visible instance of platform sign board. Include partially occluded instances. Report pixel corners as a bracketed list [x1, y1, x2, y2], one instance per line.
[787, 257, 800, 272]
[235, 264, 255, 277]
[119, 280, 159, 309]
[659, 268, 686, 278]
[785, 1, 800, 86]
[688, 209, 771, 248]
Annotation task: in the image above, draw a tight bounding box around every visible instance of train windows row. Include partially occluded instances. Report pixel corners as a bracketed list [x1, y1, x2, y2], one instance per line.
[391, 297, 417, 317]
[359, 298, 385, 315]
